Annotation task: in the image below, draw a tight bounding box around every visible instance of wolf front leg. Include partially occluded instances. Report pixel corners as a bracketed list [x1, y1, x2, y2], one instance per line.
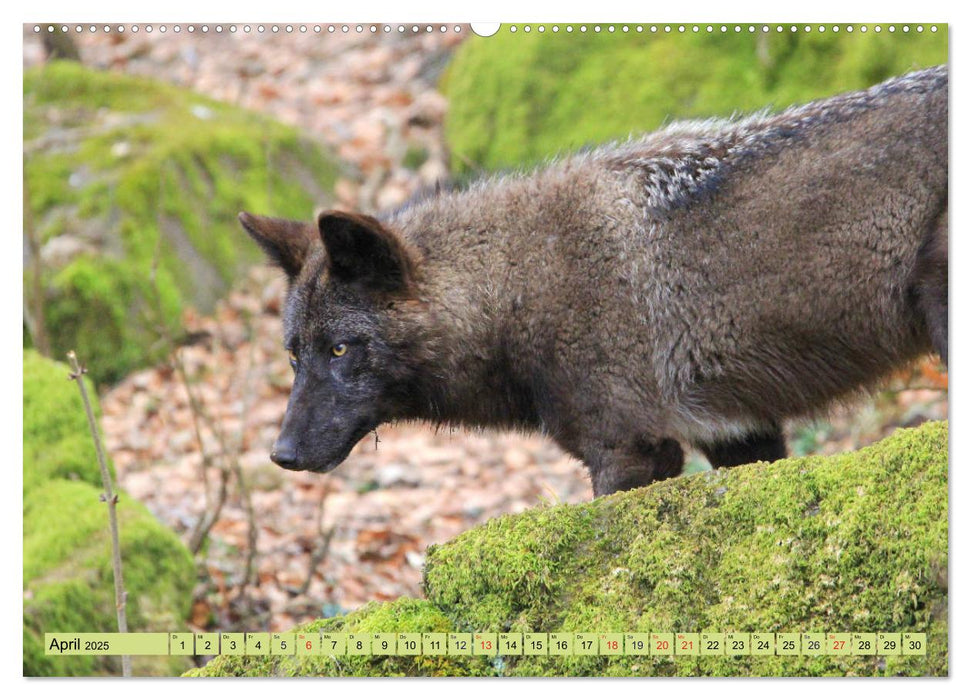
[584, 436, 685, 497]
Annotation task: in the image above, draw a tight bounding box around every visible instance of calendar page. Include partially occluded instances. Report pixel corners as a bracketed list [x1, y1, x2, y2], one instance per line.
[22, 17, 948, 679]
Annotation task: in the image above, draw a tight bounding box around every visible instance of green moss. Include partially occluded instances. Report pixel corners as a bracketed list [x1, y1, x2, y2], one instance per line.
[23, 479, 196, 676]
[187, 599, 492, 677]
[42, 256, 182, 387]
[23, 352, 196, 676]
[23, 349, 107, 492]
[24, 61, 338, 384]
[443, 26, 948, 173]
[425, 422, 948, 676]
[193, 422, 947, 677]
[23, 580, 104, 676]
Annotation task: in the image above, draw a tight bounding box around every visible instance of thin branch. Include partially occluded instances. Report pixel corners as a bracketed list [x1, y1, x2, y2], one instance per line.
[227, 312, 261, 593]
[146, 206, 231, 556]
[146, 170, 263, 602]
[179, 308, 263, 590]
[176, 347, 232, 555]
[67, 350, 131, 678]
[23, 171, 51, 356]
[299, 481, 337, 597]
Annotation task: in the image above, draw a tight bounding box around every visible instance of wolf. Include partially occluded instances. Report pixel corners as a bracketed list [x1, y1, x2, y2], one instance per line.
[240, 65, 947, 497]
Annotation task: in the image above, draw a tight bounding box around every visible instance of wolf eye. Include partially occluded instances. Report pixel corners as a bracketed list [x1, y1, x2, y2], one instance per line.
[288, 349, 298, 367]
[331, 343, 348, 358]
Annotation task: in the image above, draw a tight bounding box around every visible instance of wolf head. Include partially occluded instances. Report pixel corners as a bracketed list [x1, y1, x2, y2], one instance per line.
[239, 210, 423, 473]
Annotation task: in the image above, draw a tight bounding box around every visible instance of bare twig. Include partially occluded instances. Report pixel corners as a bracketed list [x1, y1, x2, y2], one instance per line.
[299, 481, 337, 597]
[145, 182, 263, 604]
[228, 312, 261, 593]
[23, 172, 51, 356]
[177, 348, 233, 555]
[231, 460, 259, 592]
[179, 309, 263, 590]
[145, 215, 232, 556]
[67, 351, 131, 678]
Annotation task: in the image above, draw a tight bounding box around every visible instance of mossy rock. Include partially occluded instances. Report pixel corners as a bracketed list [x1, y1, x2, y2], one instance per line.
[23, 349, 108, 493]
[24, 61, 338, 384]
[442, 26, 948, 174]
[23, 353, 196, 676]
[23, 476, 196, 676]
[190, 421, 947, 677]
[186, 598, 494, 678]
[23, 479, 196, 676]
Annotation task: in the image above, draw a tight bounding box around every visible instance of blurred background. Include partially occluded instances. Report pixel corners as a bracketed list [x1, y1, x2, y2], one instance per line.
[22, 23, 947, 675]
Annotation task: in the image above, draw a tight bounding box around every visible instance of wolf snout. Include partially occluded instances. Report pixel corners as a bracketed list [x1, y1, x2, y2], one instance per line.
[270, 436, 299, 469]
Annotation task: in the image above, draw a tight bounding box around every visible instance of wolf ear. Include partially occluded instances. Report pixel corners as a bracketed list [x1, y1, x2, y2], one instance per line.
[318, 210, 416, 293]
[238, 212, 316, 280]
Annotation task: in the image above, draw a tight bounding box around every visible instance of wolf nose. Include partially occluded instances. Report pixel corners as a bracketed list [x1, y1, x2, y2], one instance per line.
[270, 438, 298, 468]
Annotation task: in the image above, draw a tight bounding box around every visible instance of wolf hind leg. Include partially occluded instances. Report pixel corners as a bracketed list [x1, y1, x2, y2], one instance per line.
[697, 424, 787, 469]
[912, 207, 948, 366]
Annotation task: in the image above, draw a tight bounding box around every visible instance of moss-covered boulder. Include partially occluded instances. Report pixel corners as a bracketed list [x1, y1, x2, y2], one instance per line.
[443, 27, 948, 174]
[24, 61, 337, 384]
[190, 421, 947, 677]
[23, 351, 196, 676]
[188, 598, 494, 678]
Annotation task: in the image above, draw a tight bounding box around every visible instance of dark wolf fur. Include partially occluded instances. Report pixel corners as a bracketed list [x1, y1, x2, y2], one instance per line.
[241, 66, 948, 497]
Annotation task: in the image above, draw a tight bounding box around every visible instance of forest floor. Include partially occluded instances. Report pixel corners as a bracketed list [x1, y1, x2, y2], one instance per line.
[25, 26, 949, 636]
